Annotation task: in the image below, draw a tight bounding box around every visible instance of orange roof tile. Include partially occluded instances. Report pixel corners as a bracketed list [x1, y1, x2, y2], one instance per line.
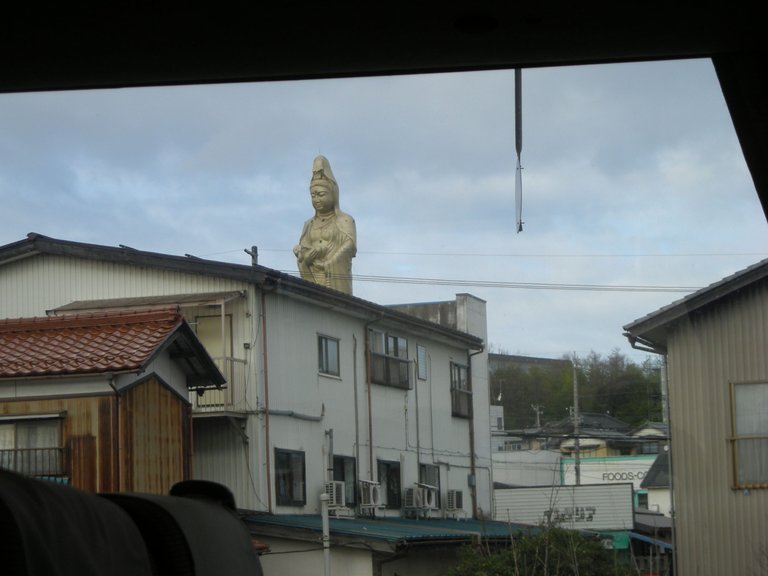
[0, 308, 184, 378]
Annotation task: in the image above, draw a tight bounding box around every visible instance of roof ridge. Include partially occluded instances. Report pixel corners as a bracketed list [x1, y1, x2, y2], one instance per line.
[0, 308, 181, 333]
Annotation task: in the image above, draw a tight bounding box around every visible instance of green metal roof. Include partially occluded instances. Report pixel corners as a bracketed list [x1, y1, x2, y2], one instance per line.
[244, 514, 540, 550]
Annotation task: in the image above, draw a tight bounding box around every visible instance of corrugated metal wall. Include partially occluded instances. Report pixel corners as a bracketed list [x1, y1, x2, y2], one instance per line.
[0, 255, 248, 318]
[667, 281, 768, 576]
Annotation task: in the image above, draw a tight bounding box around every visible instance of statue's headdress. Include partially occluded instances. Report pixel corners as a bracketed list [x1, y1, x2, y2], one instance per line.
[310, 155, 339, 206]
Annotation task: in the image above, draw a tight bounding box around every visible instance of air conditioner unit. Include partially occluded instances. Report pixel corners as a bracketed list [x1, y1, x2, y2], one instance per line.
[419, 484, 439, 510]
[446, 489, 463, 511]
[325, 481, 346, 508]
[359, 481, 381, 507]
[404, 486, 421, 509]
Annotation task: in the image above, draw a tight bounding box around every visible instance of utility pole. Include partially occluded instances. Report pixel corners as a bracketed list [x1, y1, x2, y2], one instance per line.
[531, 404, 544, 428]
[572, 354, 581, 486]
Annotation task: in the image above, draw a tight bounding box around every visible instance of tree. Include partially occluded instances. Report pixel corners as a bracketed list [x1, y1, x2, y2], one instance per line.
[490, 350, 662, 430]
[448, 527, 634, 576]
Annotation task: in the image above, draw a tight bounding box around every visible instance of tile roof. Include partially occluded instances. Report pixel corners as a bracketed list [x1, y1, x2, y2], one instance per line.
[0, 308, 186, 378]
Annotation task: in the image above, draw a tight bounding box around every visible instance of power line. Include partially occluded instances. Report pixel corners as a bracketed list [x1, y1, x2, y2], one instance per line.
[276, 271, 700, 293]
[252, 248, 766, 259]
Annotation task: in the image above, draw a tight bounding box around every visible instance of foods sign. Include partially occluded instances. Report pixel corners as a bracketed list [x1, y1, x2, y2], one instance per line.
[561, 456, 657, 490]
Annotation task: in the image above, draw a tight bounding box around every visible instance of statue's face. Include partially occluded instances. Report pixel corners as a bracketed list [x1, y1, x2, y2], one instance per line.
[310, 184, 334, 213]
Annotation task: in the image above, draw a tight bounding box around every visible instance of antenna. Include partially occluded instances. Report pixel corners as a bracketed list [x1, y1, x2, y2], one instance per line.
[514, 68, 524, 233]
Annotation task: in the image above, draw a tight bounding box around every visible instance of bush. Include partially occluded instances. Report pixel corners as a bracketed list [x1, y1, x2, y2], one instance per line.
[448, 527, 634, 576]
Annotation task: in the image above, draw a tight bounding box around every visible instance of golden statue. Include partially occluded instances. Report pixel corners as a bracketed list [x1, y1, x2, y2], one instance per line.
[294, 156, 357, 294]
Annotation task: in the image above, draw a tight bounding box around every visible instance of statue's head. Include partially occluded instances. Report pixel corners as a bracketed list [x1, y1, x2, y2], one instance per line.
[310, 155, 339, 214]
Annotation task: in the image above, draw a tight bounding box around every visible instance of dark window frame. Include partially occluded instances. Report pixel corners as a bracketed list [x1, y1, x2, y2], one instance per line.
[318, 334, 340, 376]
[275, 448, 307, 506]
[377, 459, 402, 509]
[332, 455, 357, 506]
[418, 463, 441, 508]
[0, 416, 65, 477]
[450, 362, 472, 418]
[368, 330, 410, 390]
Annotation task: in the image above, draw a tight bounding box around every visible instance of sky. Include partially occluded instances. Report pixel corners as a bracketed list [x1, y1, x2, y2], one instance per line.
[1, 58, 767, 363]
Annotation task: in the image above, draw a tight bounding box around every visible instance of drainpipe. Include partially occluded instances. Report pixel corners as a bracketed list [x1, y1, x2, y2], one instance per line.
[353, 335, 361, 497]
[468, 346, 484, 519]
[261, 288, 273, 513]
[108, 375, 121, 492]
[364, 317, 381, 480]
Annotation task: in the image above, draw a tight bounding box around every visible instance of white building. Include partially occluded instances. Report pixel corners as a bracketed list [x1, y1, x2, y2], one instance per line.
[0, 233, 493, 572]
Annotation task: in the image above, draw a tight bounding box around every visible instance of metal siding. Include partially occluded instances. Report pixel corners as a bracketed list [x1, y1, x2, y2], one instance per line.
[0, 254, 249, 318]
[494, 484, 635, 530]
[668, 282, 768, 576]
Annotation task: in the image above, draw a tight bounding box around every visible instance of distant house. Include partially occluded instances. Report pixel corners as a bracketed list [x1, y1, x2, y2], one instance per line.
[624, 258, 768, 576]
[640, 451, 672, 516]
[0, 308, 223, 493]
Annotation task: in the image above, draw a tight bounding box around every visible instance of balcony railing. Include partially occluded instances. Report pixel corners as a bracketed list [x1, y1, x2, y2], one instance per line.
[191, 356, 248, 414]
[0, 447, 67, 479]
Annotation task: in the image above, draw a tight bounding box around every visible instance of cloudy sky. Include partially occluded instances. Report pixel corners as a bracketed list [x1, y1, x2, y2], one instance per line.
[1, 58, 766, 362]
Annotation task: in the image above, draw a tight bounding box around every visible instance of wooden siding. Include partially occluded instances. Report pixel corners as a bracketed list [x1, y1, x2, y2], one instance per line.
[120, 376, 190, 494]
[667, 281, 768, 576]
[0, 394, 117, 491]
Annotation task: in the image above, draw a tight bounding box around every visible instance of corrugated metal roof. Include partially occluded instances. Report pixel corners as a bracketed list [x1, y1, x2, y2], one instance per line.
[623, 257, 768, 348]
[0, 308, 224, 386]
[244, 514, 538, 549]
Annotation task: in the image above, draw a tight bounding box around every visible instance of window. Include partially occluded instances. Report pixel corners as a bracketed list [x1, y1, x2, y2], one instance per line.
[333, 455, 356, 505]
[369, 330, 410, 389]
[0, 417, 64, 477]
[636, 491, 649, 509]
[638, 440, 660, 455]
[377, 460, 401, 509]
[275, 449, 306, 506]
[318, 335, 340, 376]
[451, 362, 472, 418]
[417, 344, 428, 380]
[730, 382, 768, 488]
[419, 463, 440, 507]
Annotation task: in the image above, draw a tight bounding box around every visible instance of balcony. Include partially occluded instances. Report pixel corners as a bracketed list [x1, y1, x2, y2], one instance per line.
[0, 447, 68, 481]
[191, 356, 248, 415]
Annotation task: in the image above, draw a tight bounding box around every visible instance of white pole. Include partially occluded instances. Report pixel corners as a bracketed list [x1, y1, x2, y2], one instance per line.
[320, 493, 331, 576]
[572, 354, 581, 486]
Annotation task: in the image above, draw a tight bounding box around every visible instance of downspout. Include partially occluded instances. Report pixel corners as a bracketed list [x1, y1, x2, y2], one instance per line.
[468, 346, 485, 519]
[353, 334, 361, 494]
[414, 359, 421, 475]
[108, 375, 121, 492]
[261, 288, 273, 513]
[364, 316, 381, 480]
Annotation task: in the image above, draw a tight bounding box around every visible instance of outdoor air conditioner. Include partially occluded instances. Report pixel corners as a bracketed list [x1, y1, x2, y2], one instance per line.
[417, 483, 439, 510]
[446, 489, 463, 511]
[359, 480, 381, 508]
[325, 481, 346, 508]
[404, 486, 421, 509]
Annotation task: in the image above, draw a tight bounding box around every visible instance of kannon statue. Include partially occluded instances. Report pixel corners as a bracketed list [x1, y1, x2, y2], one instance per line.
[293, 155, 357, 294]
